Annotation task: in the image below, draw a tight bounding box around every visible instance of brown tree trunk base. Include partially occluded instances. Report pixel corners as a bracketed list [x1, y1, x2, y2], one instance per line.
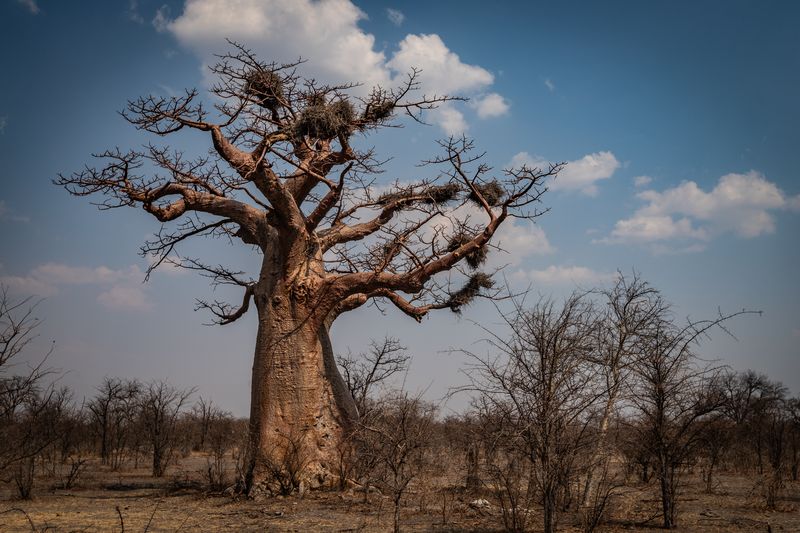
[244, 307, 357, 497]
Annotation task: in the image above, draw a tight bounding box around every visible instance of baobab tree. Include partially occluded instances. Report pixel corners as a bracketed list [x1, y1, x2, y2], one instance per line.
[56, 44, 558, 493]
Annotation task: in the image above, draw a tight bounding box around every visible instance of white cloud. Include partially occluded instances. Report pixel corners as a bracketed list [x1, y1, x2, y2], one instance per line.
[633, 175, 652, 187]
[0, 116, 7, 134]
[97, 286, 152, 311]
[170, 0, 390, 92]
[386, 8, 404, 26]
[0, 263, 150, 310]
[436, 105, 468, 136]
[510, 151, 620, 196]
[514, 265, 616, 286]
[17, 0, 39, 15]
[471, 93, 509, 119]
[168, 0, 501, 134]
[387, 33, 494, 95]
[603, 215, 708, 244]
[152, 4, 171, 32]
[388, 33, 494, 133]
[544, 78, 555, 92]
[489, 223, 554, 268]
[599, 171, 800, 248]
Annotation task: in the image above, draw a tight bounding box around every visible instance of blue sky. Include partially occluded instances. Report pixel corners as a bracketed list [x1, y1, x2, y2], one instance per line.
[1, 0, 798, 414]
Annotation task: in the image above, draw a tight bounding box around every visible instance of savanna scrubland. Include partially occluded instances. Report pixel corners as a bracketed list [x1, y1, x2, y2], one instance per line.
[3, 46, 798, 532]
[2, 277, 799, 532]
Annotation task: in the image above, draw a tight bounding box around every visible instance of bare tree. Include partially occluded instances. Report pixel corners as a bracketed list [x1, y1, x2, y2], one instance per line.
[335, 337, 410, 489]
[202, 408, 238, 491]
[760, 389, 790, 509]
[52, 400, 91, 490]
[625, 308, 752, 528]
[337, 336, 410, 416]
[476, 403, 535, 533]
[0, 285, 64, 496]
[581, 273, 665, 508]
[718, 370, 786, 476]
[358, 392, 437, 533]
[0, 286, 51, 456]
[138, 380, 194, 477]
[468, 293, 602, 533]
[55, 43, 559, 491]
[696, 414, 732, 494]
[87, 377, 141, 466]
[8, 386, 71, 499]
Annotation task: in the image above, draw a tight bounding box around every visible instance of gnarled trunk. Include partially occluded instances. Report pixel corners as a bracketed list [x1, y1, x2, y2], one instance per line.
[243, 255, 356, 494]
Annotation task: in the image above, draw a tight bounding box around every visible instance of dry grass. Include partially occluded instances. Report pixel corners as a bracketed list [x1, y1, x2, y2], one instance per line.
[1, 455, 798, 532]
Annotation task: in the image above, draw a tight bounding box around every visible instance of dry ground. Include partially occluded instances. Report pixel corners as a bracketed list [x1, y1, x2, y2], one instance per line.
[1, 455, 798, 532]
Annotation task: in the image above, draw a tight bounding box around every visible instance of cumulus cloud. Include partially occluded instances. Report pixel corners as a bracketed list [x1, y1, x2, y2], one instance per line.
[170, 0, 389, 90]
[544, 78, 555, 92]
[598, 170, 800, 249]
[471, 93, 509, 119]
[0, 116, 7, 134]
[167, 0, 502, 133]
[488, 223, 553, 269]
[514, 265, 616, 286]
[0, 263, 151, 311]
[387, 33, 495, 132]
[436, 105, 468, 136]
[387, 33, 493, 95]
[510, 151, 620, 196]
[386, 7, 404, 26]
[603, 215, 708, 244]
[633, 175, 652, 187]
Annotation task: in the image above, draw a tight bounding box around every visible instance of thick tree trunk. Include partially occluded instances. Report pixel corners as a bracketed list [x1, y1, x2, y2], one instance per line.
[244, 277, 356, 494]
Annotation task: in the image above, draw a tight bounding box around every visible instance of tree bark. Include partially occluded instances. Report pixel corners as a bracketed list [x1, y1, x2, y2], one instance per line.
[244, 253, 357, 494]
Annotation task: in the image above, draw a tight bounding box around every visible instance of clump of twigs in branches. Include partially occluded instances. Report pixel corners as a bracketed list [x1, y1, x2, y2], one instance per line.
[468, 180, 505, 207]
[376, 182, 462, 207]
[423, 182, 462, 204]
[292, 99, 355, 140]
[361, 93, 395, 124]
[243, 70, 284, 111]
[447, 272, 494, 313]
[376, 190, 408, 206]
[447, 231, 488, 269]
